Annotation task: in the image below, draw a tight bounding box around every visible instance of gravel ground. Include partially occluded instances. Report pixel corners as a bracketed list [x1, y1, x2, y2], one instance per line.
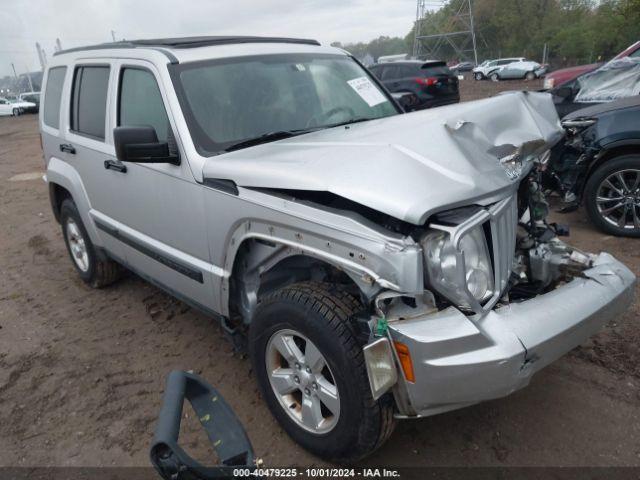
[1, 78, 639, 468]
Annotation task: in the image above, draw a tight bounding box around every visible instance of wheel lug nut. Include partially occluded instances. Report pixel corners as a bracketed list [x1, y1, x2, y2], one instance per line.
[294, 376, 300, 383]
[304, 388, 310, 396]
[312, 382, 318, 390]
[295, 363, 301, 370]
[305, 367, 311, 374]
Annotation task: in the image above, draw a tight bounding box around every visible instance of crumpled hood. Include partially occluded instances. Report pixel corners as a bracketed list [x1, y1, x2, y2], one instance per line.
[203, 91, 563, 225]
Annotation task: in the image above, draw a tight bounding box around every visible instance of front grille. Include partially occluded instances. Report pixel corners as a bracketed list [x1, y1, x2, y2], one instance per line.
[486, 194, 518, 301]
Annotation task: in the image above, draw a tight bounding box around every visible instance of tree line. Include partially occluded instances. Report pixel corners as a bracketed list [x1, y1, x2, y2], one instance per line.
[335, 0, 639, 67]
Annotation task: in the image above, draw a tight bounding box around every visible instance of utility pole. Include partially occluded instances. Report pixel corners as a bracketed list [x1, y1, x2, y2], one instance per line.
[55, 38, 62, 52]
[24, 66, 34, 92]
[468, 0, 478, 65]
[35, 42, 47, 70]
[413, 0, 482, 63]
[111, 30, 117, 42]
[11, 63, 20, 94]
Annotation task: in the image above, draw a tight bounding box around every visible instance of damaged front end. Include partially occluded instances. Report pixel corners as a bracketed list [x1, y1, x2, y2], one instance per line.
[364, 158, 636, 418]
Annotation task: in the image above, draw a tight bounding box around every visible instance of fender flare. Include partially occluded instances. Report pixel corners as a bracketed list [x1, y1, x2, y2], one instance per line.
[218, 219, 421, 318]
[46, 157, 102, 246]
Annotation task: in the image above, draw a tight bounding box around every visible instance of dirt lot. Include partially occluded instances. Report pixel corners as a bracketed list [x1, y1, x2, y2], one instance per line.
[1, 78, 639, 468]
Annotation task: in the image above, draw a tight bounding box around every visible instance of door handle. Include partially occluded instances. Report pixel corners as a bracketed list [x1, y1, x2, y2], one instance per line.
[59, 143, 76, 154]
[104, 159, 127, 173]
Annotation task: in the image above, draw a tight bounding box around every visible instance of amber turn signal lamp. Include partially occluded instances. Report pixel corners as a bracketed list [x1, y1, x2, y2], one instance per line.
[393, 341, 415, 383]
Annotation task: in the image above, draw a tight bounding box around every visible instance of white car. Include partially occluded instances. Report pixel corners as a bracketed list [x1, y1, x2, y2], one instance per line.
[0, 97, 36, 116]
[474, 58, 543, 81]
[0, 97, 22, 116]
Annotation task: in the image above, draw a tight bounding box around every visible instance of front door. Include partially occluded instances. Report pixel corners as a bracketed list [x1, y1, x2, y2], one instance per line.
[96, 60, 218, 312]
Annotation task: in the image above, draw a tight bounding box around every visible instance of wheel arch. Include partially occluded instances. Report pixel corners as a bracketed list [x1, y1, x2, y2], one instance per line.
[46, 157, 101, 245]
[225, 235, 383, 325]
[581, 142, 640, 197]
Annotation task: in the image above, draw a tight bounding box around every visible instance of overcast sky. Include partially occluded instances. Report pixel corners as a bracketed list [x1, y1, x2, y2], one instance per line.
[0, 0, 421, 78]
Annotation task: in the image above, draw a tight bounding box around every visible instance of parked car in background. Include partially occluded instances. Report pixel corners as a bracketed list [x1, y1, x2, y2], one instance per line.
[376, 53, 409, 63]
[451, 61, 475, 72]
[543, 40, 640, 90]
[18, 92, 41, 113]
[4, 96, 37, 115]
[473, 58, 544, 81]
[473, 58, 522, 80]
[545, 96, 640, 236]
[550, 57, 640, 118]
[369, 60, 459, 110]
[0, 97, 22, 116]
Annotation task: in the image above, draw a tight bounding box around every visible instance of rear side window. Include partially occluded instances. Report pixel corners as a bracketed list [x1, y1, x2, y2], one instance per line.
[398, 65, 419, 78]
[71, 66, 110, 140]
[381, 65, 399, 80]
[43, 67, 66, 129]
[422, 65, 454, 76]
[118, 68, 170, 143]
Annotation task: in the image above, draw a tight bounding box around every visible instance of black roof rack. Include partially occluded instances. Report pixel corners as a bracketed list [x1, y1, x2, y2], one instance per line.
[53, 36, 321, 61]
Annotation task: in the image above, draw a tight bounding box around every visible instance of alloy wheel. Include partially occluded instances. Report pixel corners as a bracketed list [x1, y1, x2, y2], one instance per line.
[66, 218, 90, 272]
[265, 329, 340, 434]
[596, 169, 640, 231]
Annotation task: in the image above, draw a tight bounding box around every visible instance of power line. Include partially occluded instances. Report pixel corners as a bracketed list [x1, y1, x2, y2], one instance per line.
[412, 0, 479, 64]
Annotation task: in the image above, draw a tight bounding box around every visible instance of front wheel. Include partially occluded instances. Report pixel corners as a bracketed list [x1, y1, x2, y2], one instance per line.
[490, 72, 500, 82]
[525, 71, 536, 81]
[12, 108, 20, 116]
[474, 72, 483, 81]
[584, 155, 640, 237]
[249, 282, 395, 462]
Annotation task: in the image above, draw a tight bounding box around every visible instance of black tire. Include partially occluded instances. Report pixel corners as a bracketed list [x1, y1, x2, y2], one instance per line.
[249, 281, 395, 462]
[474, 72, 483, 81]
[584, 155, 640, 237]
[490, 72, 500, 82]
[60, 199, 123, 287]
[12, 108, 20, 116]
[525, 71, 536, 81]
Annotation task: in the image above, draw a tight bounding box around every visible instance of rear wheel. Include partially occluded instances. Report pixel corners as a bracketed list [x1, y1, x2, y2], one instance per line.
[584, 155, 640, 237]
[12, 108, 20, 116]
[249, 282, 395, 462]
[525, 71, 536, 81]
[60, 199, 123, 287]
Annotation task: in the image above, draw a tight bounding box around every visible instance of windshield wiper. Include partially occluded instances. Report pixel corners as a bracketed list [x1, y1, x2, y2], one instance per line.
[326, 117, 372, 128]
[224, 129, 312, 152]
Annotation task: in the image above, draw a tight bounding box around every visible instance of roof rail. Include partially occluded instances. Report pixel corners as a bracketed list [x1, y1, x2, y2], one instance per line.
[53, 36, 321, 61]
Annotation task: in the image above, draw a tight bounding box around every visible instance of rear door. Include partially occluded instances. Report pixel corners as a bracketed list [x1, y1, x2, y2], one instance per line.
[59, 61, 127, 260]
[379, 64, 401, 92]
[504, 60, 526, 78]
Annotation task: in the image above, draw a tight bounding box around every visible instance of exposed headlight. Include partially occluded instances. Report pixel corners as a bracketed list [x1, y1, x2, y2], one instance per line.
[422, 226, 494, 310]
[543, 77, 555, 89]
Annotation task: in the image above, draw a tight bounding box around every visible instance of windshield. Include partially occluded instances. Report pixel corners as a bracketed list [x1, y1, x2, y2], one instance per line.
[575, 57, 640, 103]
[171, 53, 398, 155]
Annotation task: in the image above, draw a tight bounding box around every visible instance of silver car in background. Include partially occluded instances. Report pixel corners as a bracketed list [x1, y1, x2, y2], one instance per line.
[39, 36, 635, 462]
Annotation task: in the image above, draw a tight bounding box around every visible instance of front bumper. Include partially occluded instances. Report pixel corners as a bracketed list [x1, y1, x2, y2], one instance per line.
[388, 252, 636, 417]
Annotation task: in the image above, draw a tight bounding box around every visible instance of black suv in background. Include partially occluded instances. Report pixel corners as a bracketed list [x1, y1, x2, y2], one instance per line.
[369, 60, 460, 111]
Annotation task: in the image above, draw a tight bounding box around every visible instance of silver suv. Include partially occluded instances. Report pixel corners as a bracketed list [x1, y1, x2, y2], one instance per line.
[40, 36, 635, 461]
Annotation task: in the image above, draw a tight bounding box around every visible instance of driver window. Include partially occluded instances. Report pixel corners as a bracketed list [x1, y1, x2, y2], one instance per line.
[119, 68, 170, 143]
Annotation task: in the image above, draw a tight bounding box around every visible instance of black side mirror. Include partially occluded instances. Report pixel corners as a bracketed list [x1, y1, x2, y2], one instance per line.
[554, 86, 574, 100]
[391, 91, 418, 111]
[113, 126, 179, 165]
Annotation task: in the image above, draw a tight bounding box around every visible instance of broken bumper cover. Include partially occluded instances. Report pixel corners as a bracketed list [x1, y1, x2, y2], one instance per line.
[388, 252, 636, 417]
